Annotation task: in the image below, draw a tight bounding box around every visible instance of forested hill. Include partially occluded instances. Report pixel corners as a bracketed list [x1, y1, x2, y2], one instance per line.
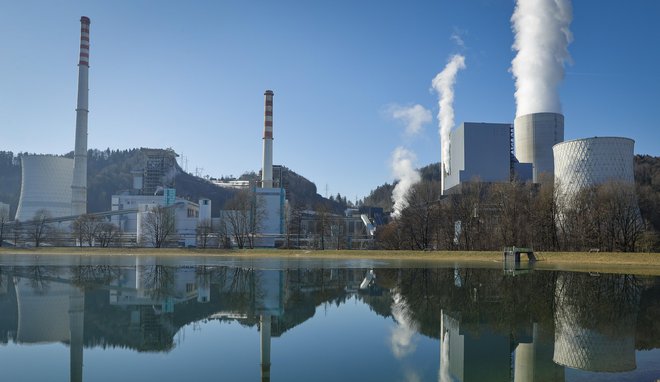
[0, 148, 347, 218]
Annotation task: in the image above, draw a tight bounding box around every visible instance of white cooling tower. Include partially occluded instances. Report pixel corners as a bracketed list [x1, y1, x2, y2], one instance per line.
[553, 137, 635, 202]
[15, 155, 74, 221]
[553, 274, 637, 372]
[514, 112, 564, 182]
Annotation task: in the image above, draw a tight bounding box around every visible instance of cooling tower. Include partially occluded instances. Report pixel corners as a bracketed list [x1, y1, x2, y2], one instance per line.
[553, 273, 639, 372]
[514, 112, 564, 182]
[553, 137, 635, 203]
[15, 155, 74, 221]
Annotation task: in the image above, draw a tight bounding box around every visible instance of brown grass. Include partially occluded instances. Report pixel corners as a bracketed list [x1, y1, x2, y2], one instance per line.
[1, 247, 659, 275]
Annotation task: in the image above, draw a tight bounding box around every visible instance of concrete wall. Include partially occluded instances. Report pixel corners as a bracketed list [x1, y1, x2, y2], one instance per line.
[444, 123, 512, 192]
[514, 113, 564, 182]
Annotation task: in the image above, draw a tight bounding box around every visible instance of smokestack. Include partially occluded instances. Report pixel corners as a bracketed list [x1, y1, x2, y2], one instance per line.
[71, 16, 90, 215]
[261, 90, 274, 188]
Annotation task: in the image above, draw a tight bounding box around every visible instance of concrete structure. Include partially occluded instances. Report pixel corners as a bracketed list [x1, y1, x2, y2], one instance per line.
[514, 112, 564, 182]
[15, 155, 74, 221]
[141, 149, 178, 195]
[0, 202, 9, 219]
[71, 16, 91, 216]
[199, 198, 211, 221]
[553, 137, 635, 204]
[262, 90, 274, 188]
[443, 122, 532, 194]
[553, 273, 638, 372]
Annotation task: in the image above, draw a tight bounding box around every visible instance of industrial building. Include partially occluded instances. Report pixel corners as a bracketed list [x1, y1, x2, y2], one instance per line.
[110, 193, 200, 247]
[553, 137, 635, 205]
[442, 122, 532, 194]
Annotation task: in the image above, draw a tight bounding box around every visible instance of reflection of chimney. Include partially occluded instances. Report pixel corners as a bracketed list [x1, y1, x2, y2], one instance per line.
[261, 90, 274, 188]
[69, 288, 85, 382]
[260, 314, 271, 382]
[71, 16, 91, 215]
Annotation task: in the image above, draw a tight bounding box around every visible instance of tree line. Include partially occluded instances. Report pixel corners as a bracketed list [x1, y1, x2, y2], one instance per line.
[375, 177, 656, 252]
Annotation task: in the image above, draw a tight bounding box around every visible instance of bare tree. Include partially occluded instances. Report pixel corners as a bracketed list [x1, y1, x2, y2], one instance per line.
[12, 220, 23, 247]
[224, 189, 264, 249]
[0, 205, 9, 247]
[140, 206, 176, 248]
[29, 209, 51, 247]
[71, 214, 102, 247]
[196, 219, 214, 249]
[95, 222, 119, 247]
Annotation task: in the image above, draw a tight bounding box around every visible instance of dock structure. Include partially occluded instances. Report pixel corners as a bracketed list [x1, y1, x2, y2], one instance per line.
[503, 247, 537, 264]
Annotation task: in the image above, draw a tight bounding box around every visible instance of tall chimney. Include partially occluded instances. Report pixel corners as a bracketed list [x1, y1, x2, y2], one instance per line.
[71, 16, 90, 215]
[261, 90, 274, 188]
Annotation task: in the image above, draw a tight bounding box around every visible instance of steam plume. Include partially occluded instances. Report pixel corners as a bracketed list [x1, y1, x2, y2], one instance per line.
[432, 55, 466, 175]
[388, 104, 432, 136]
[391, 147, 421, 219]
[511, 0, 573, 116]
[390, 292, 419, 359]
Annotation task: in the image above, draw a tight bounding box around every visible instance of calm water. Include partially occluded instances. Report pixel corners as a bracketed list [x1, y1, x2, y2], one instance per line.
[0, 255, 659, 382]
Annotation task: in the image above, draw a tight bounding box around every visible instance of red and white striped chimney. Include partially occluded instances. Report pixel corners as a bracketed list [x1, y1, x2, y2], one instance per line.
[261, 90, 274, 188]
[71, 16, 90, 215]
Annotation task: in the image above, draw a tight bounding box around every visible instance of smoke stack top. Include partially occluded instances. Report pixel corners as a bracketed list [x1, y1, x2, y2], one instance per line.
[262, 90, 274, 188]
[79, 16, 90, 66]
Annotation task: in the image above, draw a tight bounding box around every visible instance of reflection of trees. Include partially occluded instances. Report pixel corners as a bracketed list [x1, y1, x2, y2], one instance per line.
[14, 266, 62, 294]
[141, 265, 176, 300]
[71, 265, 121, 288]
[555, 273, 641, 335]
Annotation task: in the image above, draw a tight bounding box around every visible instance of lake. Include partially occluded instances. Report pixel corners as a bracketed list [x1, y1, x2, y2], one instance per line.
[0, 254, 658, 381]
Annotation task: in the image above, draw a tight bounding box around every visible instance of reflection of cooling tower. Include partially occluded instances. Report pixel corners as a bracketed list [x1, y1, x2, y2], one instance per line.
[553, 137, 635, 204]
[514, 113, 564, 182]
[15, 155, 74, 221]
[553, 273, 638, 372]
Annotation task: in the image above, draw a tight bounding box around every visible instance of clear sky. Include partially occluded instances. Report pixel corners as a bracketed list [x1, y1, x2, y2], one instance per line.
[1, 1, 659, 201]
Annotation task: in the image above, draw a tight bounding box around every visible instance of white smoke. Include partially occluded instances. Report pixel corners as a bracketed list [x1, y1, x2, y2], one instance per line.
[432, 55, 466, 175]
[511, 0, 573, 117]
[387, 104, 432, 136]
[439, 331, 452, 382]
[391, 147, 421, 219]
[390, 292, 419, 359]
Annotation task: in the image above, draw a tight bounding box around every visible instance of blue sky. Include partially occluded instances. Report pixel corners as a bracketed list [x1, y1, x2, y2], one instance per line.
[1, 1, 659, 200]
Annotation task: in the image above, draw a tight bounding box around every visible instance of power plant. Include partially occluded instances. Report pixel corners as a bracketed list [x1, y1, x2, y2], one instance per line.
[15, 17, 91, 222]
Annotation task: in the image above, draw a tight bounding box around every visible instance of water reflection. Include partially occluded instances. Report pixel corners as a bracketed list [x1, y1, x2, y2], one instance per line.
[0, 260, 658, 382]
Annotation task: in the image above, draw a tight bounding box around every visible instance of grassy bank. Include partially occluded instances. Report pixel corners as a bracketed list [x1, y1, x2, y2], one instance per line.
[1, 247, 659, 274]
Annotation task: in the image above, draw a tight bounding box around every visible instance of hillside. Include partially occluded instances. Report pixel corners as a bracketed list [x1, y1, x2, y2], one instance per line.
[0, 148, 346, 218]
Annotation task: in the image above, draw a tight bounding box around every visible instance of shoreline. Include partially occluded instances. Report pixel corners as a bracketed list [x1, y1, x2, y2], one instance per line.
[1, 247, 660, 275]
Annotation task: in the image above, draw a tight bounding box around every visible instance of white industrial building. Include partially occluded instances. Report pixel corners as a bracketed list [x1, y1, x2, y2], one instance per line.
[110, 193, 200, 247]
[553, 137, 635, 209]
[442, 122, 532, 194]
[514, 112, 564, 183]
[15, 155, 74, 221]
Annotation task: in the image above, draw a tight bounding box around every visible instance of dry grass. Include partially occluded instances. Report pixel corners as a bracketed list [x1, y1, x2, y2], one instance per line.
[1, 247, 659, 275]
